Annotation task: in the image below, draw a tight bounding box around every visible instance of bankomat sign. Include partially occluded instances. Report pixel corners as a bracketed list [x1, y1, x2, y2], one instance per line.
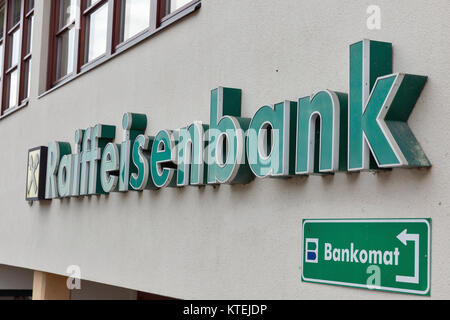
[302, 219, 431, 296]
[26, 39, 431, 201]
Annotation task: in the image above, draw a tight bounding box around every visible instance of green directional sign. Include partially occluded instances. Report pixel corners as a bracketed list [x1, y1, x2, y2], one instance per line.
[302, 219, 431, 296]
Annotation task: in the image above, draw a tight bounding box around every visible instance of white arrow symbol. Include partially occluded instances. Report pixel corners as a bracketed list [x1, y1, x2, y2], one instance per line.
[395, 229, 420, 284]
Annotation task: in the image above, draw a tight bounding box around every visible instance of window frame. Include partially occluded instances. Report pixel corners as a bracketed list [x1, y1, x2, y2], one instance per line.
[79, 0, 110, 66]
[21, 0, 33, 101]
[46, 0, 201, 92]
[160, 0, 198, 26]
[50, 0, 78, 83]
[0, 0, 34, 118]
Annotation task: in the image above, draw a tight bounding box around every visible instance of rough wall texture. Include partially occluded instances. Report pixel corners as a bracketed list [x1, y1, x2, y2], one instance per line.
[0, 0, 449, 299]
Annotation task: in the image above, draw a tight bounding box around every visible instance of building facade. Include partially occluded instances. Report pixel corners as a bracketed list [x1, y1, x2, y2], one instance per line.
[0, 0, 449, 299]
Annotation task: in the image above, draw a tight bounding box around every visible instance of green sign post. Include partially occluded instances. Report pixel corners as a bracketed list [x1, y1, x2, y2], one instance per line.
[302, 219, 431, 296]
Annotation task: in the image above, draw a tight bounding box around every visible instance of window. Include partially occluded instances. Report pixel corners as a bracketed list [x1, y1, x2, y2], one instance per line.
[55, 0, 77, 81]
[166, 0, 194, 14]
[47, 0, 201, 90]
[82, 0, 109, 63]
[0, 0, 34, 117]
[120, 0, 151, 42]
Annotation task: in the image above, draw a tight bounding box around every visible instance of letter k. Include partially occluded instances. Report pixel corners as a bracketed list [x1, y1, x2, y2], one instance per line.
[348, 39, 431, 170]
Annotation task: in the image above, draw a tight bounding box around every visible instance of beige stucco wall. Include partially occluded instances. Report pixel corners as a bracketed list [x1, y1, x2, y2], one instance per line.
[0, 0, 449, 299]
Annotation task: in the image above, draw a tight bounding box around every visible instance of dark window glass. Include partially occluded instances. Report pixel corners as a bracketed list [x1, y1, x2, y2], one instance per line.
[9, 0, 22, 27]
[24, 15, 33, 54]
[26, 0, 34, 11]
[0, 6, 5, 39]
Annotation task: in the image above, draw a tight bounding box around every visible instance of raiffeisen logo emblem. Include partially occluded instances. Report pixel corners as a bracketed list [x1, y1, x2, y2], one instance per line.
[25, 146, 48, 201]
[26, 39, 431, 201]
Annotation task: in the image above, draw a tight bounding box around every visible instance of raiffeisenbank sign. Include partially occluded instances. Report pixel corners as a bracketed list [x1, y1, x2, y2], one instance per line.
[26, 40, 431, 201]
